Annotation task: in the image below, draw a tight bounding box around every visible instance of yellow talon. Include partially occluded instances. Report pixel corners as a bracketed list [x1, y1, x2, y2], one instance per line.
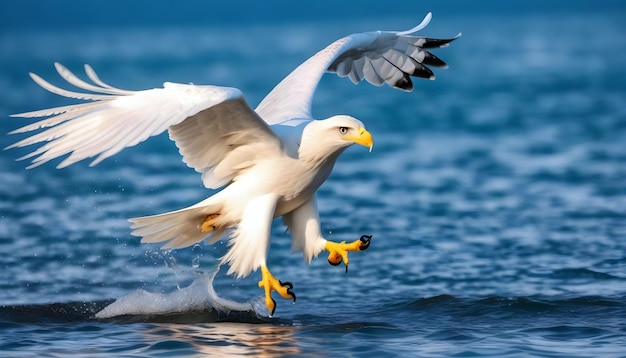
[258, 266, 296, 317]
[325, 235, 372, 272]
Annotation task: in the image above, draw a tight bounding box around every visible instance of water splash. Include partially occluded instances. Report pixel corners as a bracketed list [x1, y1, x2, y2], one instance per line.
[95, 266, 269, 320]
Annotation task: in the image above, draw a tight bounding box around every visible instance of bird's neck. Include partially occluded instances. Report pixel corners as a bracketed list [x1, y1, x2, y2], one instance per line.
[298, 148, 345, 189]
[299, 146, 345, 168]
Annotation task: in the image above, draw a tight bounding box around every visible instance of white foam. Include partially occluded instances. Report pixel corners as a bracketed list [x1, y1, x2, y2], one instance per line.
[95, 267, 260, 319]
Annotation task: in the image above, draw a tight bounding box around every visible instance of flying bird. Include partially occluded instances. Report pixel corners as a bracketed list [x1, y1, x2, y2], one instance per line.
[7, 13, 459, 316]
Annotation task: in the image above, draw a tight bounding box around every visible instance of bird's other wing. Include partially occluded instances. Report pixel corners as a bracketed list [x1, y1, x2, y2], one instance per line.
[7, 63, 283, 189]
[255, 12, 461, 125]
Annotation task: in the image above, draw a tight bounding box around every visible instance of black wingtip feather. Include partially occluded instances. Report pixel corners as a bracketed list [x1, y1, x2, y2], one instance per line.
[422, 51, 447, 68]
[393, 74, 414, 91]
[421, 36, 459, 49]
[411, 63, 435, 80]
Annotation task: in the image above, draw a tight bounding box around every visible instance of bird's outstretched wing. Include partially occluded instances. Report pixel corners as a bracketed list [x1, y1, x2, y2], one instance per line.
[256, 12, 460, 125]
[7, 63, 283, 189]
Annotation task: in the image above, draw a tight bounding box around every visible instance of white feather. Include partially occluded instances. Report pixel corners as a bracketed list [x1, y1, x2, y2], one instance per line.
[54, 62, 134, 95]
[222, 194, 279, 278]
[28, 72, 111, 101]
[84, 64, 117, 89]
[131, 199, 225, 249]
[397, 12, 432, 35]
[283, 196, 327, 263]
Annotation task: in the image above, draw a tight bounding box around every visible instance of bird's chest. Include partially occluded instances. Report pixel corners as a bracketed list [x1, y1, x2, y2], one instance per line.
[231, 157, 335, 218]
[274, 160, 335, 216]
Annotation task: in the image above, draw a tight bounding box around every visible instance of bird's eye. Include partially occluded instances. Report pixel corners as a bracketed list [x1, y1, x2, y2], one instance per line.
[339, 127, 349, 135]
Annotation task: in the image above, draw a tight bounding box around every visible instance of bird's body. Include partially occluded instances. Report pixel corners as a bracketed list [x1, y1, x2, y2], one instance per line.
[132, 117, 354, 277]
[7, 12, 459, 316]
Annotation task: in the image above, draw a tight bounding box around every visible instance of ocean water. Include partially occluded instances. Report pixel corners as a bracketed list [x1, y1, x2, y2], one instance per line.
[1, 6, 626, 357]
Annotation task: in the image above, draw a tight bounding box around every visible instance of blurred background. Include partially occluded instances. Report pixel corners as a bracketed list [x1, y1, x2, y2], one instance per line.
[1, 0, 624, 29]
[1, 0, 626, 356]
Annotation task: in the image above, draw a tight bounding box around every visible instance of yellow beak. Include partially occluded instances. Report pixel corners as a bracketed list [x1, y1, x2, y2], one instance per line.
[344, 128, 374, 152]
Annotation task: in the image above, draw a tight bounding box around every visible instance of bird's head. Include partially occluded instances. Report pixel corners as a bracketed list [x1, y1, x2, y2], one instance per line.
[299, 115, 374, 162]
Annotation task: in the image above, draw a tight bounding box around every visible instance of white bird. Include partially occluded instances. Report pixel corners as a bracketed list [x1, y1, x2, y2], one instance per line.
[7, 13, 459, 316]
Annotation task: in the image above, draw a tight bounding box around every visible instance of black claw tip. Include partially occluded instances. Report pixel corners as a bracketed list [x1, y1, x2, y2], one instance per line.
[279, 280, 296, 303]
[345, 265, 348, 274]
[359, 235, 372, 250]
[270, 298, 276, 317]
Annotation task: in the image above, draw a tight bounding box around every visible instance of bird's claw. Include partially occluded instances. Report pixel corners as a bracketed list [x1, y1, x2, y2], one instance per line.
[325, 234, 373, 273]
[259, 266, 296, 317]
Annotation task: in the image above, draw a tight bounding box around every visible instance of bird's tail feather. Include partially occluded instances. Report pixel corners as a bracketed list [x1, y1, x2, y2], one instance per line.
[130, 202, 228, 249]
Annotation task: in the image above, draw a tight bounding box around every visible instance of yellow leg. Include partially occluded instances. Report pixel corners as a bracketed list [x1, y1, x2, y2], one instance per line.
[258, 266, 296, 317]
[325, 235, 372, 272]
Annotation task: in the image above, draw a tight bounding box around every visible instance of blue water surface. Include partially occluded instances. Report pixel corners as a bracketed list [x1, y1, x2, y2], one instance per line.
[1, 3, 626, 357]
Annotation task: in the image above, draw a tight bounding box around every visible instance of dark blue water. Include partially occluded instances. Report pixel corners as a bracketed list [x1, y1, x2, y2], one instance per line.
[1, 5, 626, 357]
